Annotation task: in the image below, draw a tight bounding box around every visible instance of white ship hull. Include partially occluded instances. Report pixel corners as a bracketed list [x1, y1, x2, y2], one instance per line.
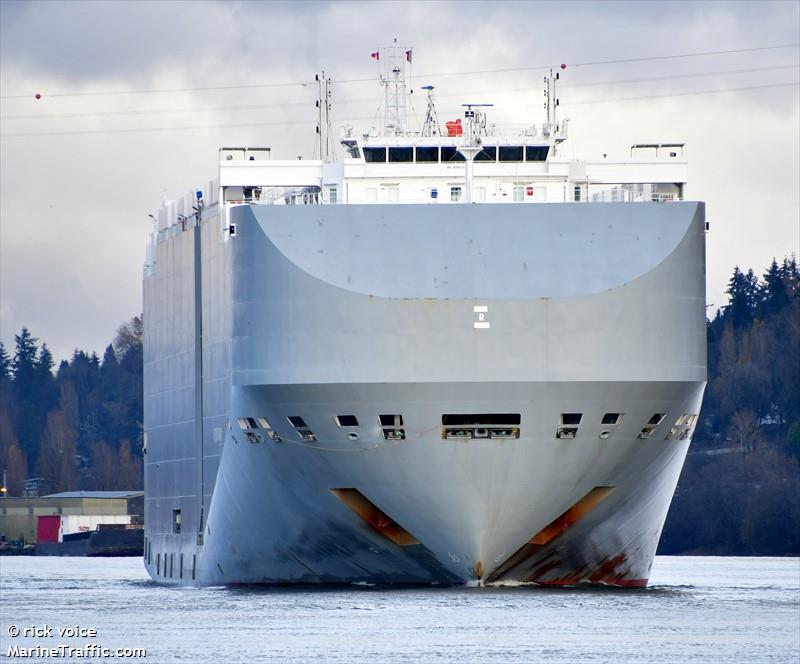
[143, 200, 706, 587]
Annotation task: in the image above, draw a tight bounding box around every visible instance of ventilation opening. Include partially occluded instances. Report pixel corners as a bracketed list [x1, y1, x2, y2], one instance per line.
[379, 414, 403, 427]
[556, 427, 578, 440]
[288, 416, 307, 428]
[638, 426, 655, 439]
[560, 413, 583, 426]
[442, 414, 521, 426]
[601, 413, 621, 425]
[383, 429, 405, 440]
[330, 488, 419, 546]
[335, 415, 359, 427]
[441, 414, 520, 440]
[255, 417, 281, 442]
[648, 413, 665, 425]
[172, 509, 181, 534]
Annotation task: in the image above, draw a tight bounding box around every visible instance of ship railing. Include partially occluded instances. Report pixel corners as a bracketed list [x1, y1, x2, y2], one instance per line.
[588, 183, 683, 203]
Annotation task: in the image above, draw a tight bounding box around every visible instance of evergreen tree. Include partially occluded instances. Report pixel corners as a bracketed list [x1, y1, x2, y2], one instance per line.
[0, 342, 10, 380]
[11, 328, 43, 463]
[725, 267, 758, 329]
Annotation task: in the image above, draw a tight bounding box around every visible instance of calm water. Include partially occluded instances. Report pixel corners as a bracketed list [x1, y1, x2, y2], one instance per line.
[1, 556, 798, 663]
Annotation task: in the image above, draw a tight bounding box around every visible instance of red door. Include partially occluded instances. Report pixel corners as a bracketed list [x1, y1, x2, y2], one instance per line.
[37, 515, 61, 543]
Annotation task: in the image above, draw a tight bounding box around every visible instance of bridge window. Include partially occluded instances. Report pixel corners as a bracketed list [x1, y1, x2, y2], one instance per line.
[441, 146, 466, 162]
[526, 146, 550, 162]
[417, 146, 439, 163]
[415, 146, 439, 162]
[475, 146, 497, 162]
[388, 147, 413, 163]
[364, 147, 387, 163]
[499, 146, 523, 162]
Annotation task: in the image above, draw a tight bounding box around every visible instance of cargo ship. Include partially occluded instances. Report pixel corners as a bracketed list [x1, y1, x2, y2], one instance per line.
[143, 44, 706, 586]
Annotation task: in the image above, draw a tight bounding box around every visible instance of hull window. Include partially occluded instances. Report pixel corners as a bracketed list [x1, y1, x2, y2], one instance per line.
[334, 415, 359, 427]
[648, 413, 666, 425]
[288, 416, 307, 428]
[560, 413, 583, 426]
[601, 413, 622, 425]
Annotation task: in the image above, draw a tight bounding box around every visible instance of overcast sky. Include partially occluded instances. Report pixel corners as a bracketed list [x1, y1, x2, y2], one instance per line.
[1, 0, 798, 362]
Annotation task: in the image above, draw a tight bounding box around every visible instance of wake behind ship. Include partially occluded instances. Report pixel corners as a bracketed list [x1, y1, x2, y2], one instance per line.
[142, 45, 706, 587]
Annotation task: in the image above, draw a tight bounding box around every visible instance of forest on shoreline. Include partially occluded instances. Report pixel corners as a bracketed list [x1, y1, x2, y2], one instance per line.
[0, 258, 798, 555]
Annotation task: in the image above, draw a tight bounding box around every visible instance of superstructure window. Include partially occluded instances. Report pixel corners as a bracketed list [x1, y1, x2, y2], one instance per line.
[415, 146, 439, 162]
[574, 185, 582, 202]
[525, 146, 550, 162]
[450, 186, 462, 202]
[499, 146, 524, 162]
[441, 147, 466, 162]
[388, 147, 413, 162]
[364, 147, 387, 163]
[475, 146, 497, 162]
[172, 509, 181, 534]
[335, 415, 359, 427]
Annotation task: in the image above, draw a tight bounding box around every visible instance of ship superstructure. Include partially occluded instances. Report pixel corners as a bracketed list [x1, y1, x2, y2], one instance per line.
[143, 45, 706, 587]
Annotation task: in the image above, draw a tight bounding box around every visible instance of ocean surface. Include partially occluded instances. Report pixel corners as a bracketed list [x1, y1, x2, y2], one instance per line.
[1, 556, 798, 663]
